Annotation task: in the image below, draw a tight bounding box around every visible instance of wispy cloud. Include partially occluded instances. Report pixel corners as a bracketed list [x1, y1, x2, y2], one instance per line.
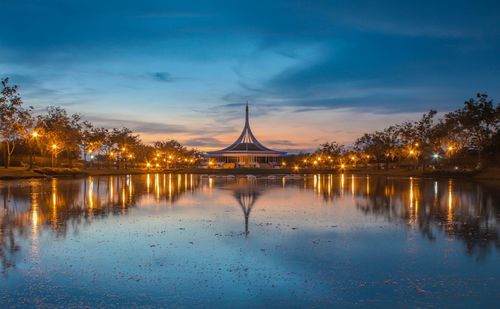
[84, 115, 188, 134]
[265, 139, 299, 147]
[184, 137, 225, 147]
[150, 72, 175, 82]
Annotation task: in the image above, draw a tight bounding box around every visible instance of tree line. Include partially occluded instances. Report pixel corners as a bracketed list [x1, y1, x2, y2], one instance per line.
[289, 93, 499, 171]
[0, 78, 201, 169]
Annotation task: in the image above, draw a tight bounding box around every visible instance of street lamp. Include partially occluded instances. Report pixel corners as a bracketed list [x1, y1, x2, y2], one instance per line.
[29, 131, 39, 169]
[432, 153, 440, 167]
[51, 144, 58, 167]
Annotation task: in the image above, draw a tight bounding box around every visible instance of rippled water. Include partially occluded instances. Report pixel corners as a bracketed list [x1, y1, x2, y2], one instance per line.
[1, 174, 499, 308]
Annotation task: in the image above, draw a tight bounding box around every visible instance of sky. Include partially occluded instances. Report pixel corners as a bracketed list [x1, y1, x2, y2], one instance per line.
[1, 0, 499, 152]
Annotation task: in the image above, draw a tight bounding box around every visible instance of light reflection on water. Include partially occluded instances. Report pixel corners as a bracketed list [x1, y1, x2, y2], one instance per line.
[0, 174, 499, 307]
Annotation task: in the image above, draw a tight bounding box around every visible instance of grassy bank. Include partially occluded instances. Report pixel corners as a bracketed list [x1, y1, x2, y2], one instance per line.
[0, 166, 499, 182]
[0, 167, 45, 179]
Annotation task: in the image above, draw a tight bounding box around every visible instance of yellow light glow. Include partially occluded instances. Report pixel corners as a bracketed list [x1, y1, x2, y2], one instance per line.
[351, 175, 355, 196]
[32, 131, 39, 138]
[88, 177, 94, 209]
[366, 175, 370, 195]
[32, 206, 38, 227]
[51, 144, 58, 150]
[409, 177, 414, 209]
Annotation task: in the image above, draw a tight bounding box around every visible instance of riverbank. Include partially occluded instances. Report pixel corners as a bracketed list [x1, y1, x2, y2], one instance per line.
[0, 167, 45, 179]
[0, 167, 150, 180]
[0, 166, 498, 182]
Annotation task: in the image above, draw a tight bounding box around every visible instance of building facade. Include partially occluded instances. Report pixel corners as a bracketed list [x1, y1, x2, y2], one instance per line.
[206, 104, 286, 168]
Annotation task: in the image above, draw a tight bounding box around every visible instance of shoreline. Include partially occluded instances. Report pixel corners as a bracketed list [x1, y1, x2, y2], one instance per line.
[0, 167, 498, 183]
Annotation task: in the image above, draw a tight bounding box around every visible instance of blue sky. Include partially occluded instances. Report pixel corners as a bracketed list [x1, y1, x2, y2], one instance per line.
[1, 0, 499, 151]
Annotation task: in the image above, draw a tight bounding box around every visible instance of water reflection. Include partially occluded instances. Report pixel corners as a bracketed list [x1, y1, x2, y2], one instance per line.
[352, 176, 500, 258]
[0, 174, 499, 274]
[225, 181, 261, 236]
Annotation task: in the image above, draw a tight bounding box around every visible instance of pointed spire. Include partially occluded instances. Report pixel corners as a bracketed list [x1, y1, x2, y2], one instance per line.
[245, 101, 249, 127]
[206, 100, 287, 156]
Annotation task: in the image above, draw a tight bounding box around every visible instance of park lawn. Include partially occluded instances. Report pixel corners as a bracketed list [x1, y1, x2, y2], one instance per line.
[0, 167, 44, 179]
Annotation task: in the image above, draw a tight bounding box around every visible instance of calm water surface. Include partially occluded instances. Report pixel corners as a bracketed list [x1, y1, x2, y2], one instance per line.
[1, 174, 499, 308]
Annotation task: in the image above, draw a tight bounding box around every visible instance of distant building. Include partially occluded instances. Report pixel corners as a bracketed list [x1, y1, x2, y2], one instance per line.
[206, 104, 286, 167]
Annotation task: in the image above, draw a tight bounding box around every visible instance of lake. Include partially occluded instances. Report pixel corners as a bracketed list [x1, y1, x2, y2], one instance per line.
[1, 174, 499, 308]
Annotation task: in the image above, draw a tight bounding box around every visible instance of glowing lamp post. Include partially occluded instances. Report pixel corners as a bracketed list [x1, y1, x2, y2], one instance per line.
[29, 131, 39, 169]
[446, 146, 455, 165]
[432, 153, 440, 168]
[350, 156, 357, 168]
[51, 144, 58, 167]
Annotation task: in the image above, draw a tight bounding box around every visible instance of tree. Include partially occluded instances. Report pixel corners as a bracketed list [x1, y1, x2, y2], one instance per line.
[79, 120, 93, 162]
[107, 128, 141, 168]
[354, 131, 392, 169]
[84, 127, 108, 167]
[0, 78, 33, 168]
[444, 93, 499, 168]
[398, 110, 437, 168]
[315, 141, 345, 167]
[37, 107, 83, 167]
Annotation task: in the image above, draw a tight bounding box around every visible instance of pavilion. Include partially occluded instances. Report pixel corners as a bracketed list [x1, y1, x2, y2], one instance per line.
[206, 104, 286, 167]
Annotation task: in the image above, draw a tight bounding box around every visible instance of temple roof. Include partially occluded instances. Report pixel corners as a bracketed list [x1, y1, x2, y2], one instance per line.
[207, 104, 286, 157]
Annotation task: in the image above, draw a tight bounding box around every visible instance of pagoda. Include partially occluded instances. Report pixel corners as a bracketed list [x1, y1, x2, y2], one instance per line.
[206, 103, 286, 167]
